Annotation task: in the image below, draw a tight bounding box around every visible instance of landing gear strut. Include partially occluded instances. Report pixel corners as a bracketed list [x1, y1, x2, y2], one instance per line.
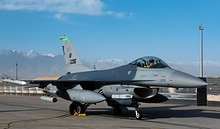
[135, 108, 142, 120]
[69, 102, 88, 115]
[134, 100, 142, 120]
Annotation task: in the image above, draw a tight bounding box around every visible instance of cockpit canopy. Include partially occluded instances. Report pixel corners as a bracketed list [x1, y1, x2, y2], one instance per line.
[130, 56, 170, 68]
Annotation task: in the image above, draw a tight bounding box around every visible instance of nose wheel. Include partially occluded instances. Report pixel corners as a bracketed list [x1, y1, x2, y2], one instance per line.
[135, 109, 142, 120]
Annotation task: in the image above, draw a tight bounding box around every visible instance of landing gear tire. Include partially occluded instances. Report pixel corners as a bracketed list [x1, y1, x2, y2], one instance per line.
[135, 110, 142, 120]
[113, 106, 122, 116]
[75, 105, 82, 114]
[69, 103, 77, 115]
[69, 103, 87, 115]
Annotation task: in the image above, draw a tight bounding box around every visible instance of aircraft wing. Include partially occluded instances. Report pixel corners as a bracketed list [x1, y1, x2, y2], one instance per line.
[3, 78, 154, 89]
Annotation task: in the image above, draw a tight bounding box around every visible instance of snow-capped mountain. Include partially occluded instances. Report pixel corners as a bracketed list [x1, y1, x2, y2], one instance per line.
[43, 53, 56, 58]
[90, 59, 128, 70]
[0, 50, 128, 79]
[0, 50, 40, 58]
[25, 50, 40, 58]
[168, 61, 220, 77]
[0, 50, 65, 79]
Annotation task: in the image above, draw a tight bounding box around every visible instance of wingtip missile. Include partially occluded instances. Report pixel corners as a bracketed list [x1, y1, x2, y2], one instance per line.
[2, 78, 27, 85]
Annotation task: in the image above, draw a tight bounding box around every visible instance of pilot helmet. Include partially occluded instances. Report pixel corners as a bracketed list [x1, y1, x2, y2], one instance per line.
[149, 59, 154, 63]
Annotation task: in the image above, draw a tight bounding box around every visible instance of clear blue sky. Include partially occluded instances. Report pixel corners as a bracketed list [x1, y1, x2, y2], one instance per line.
[0, 0, 219, 62]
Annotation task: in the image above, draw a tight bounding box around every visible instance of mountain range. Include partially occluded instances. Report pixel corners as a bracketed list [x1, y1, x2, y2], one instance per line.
[0, 50, 219, 79]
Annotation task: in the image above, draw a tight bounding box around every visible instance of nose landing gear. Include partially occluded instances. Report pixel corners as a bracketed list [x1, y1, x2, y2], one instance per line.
[110, 99, 143, 120]
[135, 109, 142, 120]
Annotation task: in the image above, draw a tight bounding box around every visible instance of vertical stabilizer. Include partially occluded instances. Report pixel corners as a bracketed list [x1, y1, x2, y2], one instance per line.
[60, 35, 92, 74]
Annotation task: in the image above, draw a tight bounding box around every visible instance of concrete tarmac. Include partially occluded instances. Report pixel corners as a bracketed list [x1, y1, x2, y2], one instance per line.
[0, 94, 220, 129]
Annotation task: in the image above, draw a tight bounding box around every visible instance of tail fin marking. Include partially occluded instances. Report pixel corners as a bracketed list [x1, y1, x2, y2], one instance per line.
[60, 35, 92, 74]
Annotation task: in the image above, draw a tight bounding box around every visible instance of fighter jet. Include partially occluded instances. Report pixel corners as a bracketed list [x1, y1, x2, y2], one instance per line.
[3, 35, 207, 120]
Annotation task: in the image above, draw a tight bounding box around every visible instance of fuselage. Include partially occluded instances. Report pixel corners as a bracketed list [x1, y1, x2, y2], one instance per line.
[59, 56, 207, 89]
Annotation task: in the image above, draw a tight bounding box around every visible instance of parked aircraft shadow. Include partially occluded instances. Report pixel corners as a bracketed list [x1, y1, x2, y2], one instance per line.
[86, 104, 220, 120]
[140, 106, 220, 120]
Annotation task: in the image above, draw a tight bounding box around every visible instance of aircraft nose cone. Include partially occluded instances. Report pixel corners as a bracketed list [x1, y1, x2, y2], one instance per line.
[170, 71, 207, 88]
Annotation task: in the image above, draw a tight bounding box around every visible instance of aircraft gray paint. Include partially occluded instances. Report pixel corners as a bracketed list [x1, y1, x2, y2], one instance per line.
[3, 35, 207, 120]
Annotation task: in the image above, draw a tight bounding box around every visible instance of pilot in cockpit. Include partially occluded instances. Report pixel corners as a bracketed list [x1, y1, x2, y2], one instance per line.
[146, 59, 155, 68]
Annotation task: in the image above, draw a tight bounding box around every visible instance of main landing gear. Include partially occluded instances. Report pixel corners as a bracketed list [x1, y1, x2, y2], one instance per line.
[69, 102, 88, 115]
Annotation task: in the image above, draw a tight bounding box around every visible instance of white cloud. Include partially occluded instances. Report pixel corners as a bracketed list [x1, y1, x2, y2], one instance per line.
[0, 0, 104, 15]
[0, 0, 132, 18]
[106, 11, 125, 18]
[106, 11, 133, 18]
[54, 13, 66, 20]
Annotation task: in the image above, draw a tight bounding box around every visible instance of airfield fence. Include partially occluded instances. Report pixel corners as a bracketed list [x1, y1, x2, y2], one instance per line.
[0, 83, 44, 95]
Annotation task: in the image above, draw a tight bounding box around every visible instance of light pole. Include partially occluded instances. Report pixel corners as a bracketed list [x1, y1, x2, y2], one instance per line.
[197, 24, 207, 106]
[199, 24, 204, 77]
[16, 63, 18, 80]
